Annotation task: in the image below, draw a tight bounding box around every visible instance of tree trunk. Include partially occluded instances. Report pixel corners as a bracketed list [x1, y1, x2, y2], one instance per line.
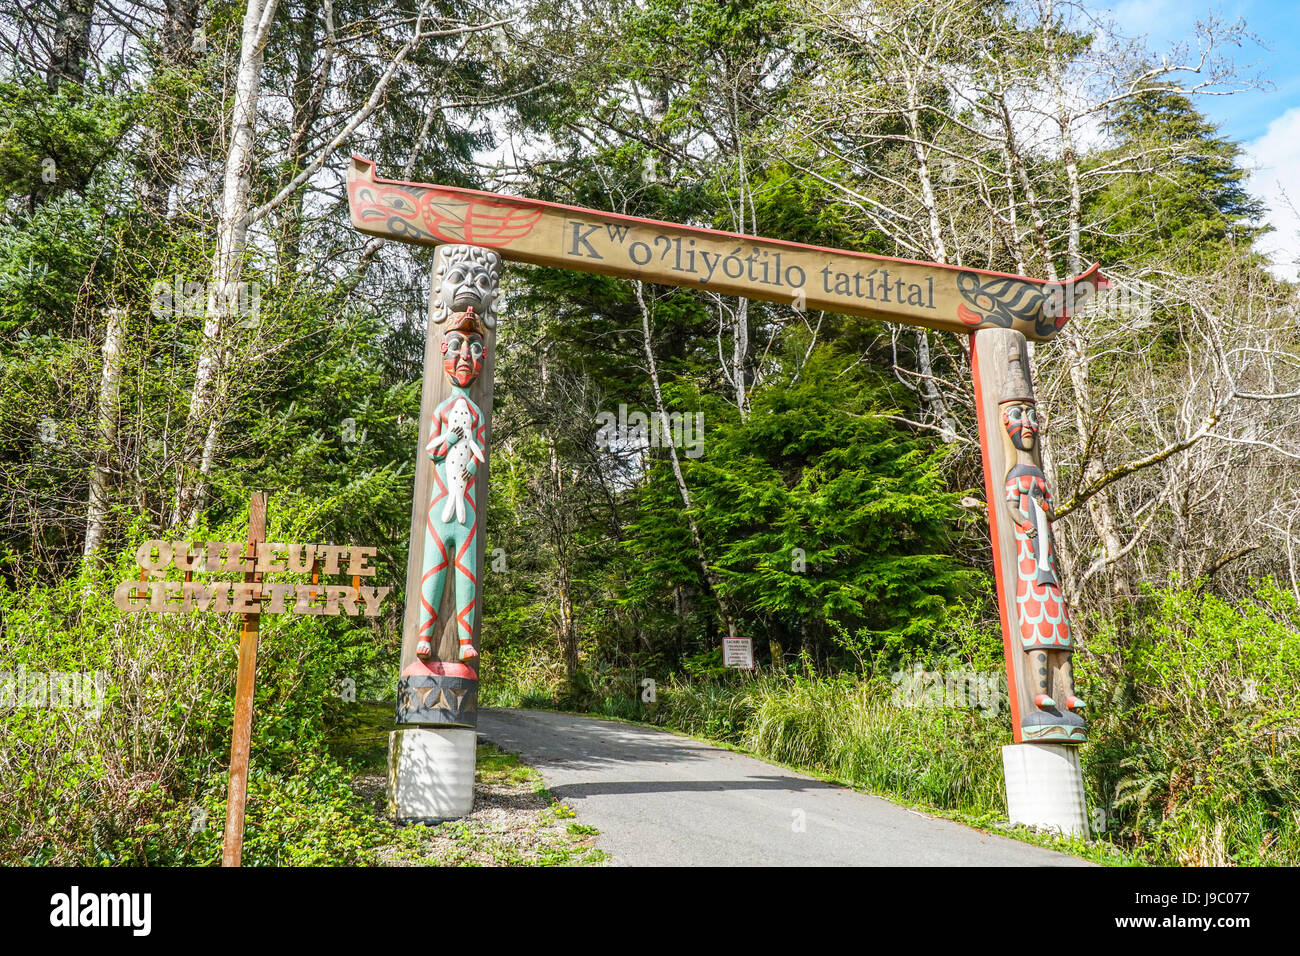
[904, 81, 959, 441]
[137, 0, 204, 220]
[84, 308, 124, 558]
[733, 296, 749, 417]
[279, 0, 327, 275]
[174, 0, 280, 526]
[635, 281, 741, 642]
[557, 558, 578, 678]
[1043, 4, 1133, 604]
[47, 0, 94, 91]
[546, 425, 580, 678]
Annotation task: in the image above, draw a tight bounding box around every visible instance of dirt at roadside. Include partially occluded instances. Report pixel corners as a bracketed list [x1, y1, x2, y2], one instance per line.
[349, 741, 606, 867]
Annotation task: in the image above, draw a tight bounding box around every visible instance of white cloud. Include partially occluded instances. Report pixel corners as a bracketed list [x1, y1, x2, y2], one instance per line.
[1245, 106, 1300, 282]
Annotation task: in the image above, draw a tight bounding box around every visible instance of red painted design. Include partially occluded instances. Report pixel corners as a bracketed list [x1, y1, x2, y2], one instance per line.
[349, 178, 542, 249]
[970, 335, 1024, 739]
[401, 659, 478, 679]
[957, 303, 983, 325]
[1005, 473, 1072, 649]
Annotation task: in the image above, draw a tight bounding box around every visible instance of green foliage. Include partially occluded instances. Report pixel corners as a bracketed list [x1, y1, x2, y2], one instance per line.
[0, 511, 394, 865]
[1080, 581, 1300, 865]
[176, 758, 388, 867]
[1085, 89, 1267, 267]
[621, 344, 979, 664]
[0, 75, 135, 203]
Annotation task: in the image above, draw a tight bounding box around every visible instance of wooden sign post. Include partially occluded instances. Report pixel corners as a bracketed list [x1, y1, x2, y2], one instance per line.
[112, 517, 393, 859]
[222, 490, 267, 867]
[346, 156, 1106, 834]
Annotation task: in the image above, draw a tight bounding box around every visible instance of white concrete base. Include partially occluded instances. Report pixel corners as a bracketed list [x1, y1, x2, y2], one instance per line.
[1002, 743, 1088, 837]
[388, 727, 476, 822]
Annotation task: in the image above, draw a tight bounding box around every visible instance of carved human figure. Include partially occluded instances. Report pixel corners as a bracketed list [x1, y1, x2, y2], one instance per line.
[999, 345, 1085, 726]
[417, 308, 487, 664]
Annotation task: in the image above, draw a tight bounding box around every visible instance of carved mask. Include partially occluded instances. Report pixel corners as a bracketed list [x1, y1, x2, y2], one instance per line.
[441, 322, 484, 387]
[441, 309, 486, 387]
[442, 331, 483, 387]
[431, 245, 501, 327]
[1002, 402, 1038, 452]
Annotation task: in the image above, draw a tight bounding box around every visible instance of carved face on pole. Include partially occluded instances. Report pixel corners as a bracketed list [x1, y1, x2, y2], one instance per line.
[431, 244, 501, 329]
[1002, 402, 1039, 452]
[441, 312, 484, 388]
[999, 342, 1038, 455]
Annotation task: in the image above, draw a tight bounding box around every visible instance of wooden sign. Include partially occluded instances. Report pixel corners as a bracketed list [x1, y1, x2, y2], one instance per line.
[347, 156, 1105, 343]
[723, 637, 755, 670]
[112, 540, 390, 616]
[107, 508, 394, 861]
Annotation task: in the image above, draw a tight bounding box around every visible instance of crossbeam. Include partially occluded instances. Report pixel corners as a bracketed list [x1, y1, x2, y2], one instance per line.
[348, 155, 1105, 342]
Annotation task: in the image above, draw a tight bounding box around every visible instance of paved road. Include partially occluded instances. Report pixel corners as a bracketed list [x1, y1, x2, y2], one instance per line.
[478, 708, 1090, 867]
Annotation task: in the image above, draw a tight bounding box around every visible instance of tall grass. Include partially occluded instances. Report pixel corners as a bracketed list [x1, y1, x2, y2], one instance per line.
[658, 674, 1010, 814]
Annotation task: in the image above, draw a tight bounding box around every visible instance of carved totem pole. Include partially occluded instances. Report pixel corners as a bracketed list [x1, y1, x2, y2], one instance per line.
[388, 244, 500, 820]
[399, 244, 500, 725]
[972, 329, 1086, 745]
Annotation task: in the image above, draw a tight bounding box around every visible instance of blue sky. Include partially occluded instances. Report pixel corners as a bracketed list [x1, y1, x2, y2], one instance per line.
[1102, 0, 1300, 277]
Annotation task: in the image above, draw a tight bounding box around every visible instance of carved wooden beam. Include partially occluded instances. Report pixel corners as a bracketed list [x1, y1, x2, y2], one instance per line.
[348, 155, 1105, 342]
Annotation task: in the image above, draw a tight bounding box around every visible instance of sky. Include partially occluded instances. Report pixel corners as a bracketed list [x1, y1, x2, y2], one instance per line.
[1102, 0, 1300, 279]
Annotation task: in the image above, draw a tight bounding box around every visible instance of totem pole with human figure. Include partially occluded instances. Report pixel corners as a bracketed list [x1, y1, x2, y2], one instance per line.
[418, 308, 487, 665]
[396, 244, 501, 730]
[997, 341, 1086, 743]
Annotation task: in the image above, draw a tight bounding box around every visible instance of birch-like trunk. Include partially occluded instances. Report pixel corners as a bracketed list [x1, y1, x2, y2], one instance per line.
[1043, 3, 1131, 601]
[48, 0, 94, 90]
[733, 296, 749, 417]
[636, 281, 740, 641]
[904, 76, 959, 442]
[84, 308, 125, 558]
[137, 0, 203, 220]
[174, 0, 280, 527]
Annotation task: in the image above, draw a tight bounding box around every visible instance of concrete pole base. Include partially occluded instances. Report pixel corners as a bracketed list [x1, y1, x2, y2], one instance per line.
[1002, 743, 1088, 837]
[388, 727, 476, 822]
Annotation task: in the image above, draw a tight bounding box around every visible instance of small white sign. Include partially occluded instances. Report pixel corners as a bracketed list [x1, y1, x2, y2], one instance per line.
[723, 637, 754, 670]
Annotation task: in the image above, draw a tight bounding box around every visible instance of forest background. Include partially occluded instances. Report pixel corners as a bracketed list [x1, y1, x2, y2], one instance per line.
[2, 0, 1299, 865]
